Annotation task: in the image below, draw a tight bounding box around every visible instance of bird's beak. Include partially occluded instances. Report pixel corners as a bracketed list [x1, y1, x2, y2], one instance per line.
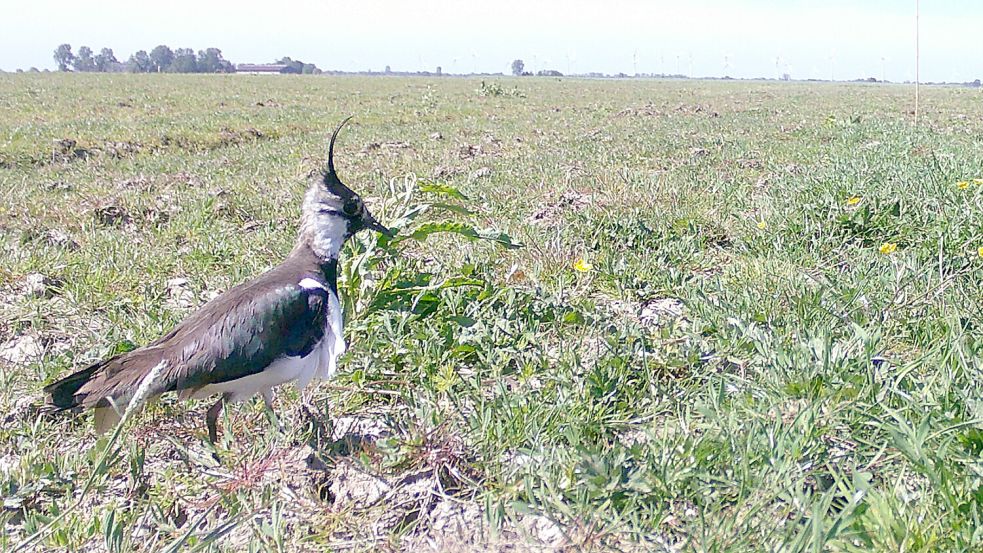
[364, 213, 394, 237]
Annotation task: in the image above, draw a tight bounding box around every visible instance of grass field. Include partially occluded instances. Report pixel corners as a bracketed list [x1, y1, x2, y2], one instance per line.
[1, 73, 981, 552]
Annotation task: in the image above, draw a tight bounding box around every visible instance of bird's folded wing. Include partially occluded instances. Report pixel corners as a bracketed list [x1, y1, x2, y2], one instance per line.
[61, 282, 331, 408]
[158, 283, 330, 393]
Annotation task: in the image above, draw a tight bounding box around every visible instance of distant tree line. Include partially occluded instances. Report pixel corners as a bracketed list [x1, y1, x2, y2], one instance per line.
[53, 44, 234, 73]
[274, 57, 321, 74]
[511, 59, 562, 77]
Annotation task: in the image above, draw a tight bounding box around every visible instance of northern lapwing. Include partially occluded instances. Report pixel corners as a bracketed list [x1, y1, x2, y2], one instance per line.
[43, 117, 391, 443]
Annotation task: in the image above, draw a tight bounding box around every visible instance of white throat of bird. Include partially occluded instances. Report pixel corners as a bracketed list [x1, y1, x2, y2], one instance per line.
[296, 185, 350, 260]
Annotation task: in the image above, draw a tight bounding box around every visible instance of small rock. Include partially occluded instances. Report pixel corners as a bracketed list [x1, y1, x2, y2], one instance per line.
[331, 416, 391, 442]
[329, 462, 391, 509]
[429, 132, 443, 140]
[200, 289, 222, 303]
[428, 500, 483, 542]
[432, 165, 461, 179]
[165, 278, 196, 311]
[44, 229, 78, 250]
[42, 181, 74, 192]
[18, 273, 58, 299]
[472, 167, 492, 179]
[617, 428, 649, 448]
[521, 514, 565, 546]
[0, 335, 44, 365]
[639, 297, 687, 327]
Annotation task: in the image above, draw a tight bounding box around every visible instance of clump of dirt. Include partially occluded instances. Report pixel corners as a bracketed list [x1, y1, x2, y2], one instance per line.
[528, 190, 592, 226]
[51, 138, 90, 163]
[736, 158, 764, 170]
[117, 174, 153, 191]
[616, 103, 663, 117]
[0, 334, 44, 365]
[164, 277, 197, 311]
[362, 141, 413, 156]
[43, 229, 78, 250]
[217, 127, 265, 147]
[457, 144, 478, 160]
[102, 140, 145, 159]
[89, 201, 132, 228]
[639, 297, 688, 328]
[432, 165, 463, 179]
[676, 103, 720, 117]
[41, 180, 74, 192]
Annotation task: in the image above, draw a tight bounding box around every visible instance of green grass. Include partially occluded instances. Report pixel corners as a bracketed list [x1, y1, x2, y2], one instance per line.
[1, 73, 982, 551]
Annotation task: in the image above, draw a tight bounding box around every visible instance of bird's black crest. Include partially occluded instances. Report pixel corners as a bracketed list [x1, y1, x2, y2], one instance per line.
[325, 116, 356, 189]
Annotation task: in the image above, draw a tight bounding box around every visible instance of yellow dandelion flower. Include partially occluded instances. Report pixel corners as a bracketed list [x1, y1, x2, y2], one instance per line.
[756, 220, 768, 230]
[845, 196, 862, 206]
[978, 246, 983, 259]
[879, 242, 897, 255]
[573, 258, 593, 273]
[957, 181, 970, 190]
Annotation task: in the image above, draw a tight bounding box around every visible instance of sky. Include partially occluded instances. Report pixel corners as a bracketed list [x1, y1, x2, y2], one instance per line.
[2, 0, 981, 82]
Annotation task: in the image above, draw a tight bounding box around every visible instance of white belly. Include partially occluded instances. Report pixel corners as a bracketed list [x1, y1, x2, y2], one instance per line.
[187, 295, 346, 403]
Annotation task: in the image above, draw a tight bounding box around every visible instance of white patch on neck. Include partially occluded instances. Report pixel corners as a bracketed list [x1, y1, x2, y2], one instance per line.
[298, 277, 327, 291]
[306, 213, 348, 260]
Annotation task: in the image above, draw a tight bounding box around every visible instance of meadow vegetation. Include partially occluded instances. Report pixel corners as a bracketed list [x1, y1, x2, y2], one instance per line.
[1, 73, 981, 551]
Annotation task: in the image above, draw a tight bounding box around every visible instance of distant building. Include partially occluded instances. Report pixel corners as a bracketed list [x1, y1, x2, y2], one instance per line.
[235, 64, 290, 74]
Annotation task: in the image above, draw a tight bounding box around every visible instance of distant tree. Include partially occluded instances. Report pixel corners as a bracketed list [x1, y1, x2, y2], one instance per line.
[94, 48, 118, 72]
[126, 50, 152, 73]
[276, 56, 305, 74]
[536, 69, 563, 77]
[384, 65, 391, 73]
[273, 56, 317, 74]
[29, 67, 40, 72]
[436, 66, 442, 75]
[197, 48, 232, 72]
[73, 46, 95, 72]
[149, 45, 174, 72]
[511, 59, 524, 76]
[169, 48, 198, 72]
[53, 44, 75, 71]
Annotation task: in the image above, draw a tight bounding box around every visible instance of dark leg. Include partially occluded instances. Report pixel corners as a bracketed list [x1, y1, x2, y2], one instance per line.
[205, 393, 231, 444]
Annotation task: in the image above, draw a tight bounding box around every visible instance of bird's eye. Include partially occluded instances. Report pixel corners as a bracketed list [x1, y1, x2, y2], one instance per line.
[342, 199, 360, 215]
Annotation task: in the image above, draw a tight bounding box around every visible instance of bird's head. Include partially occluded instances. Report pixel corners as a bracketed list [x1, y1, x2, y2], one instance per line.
[299, 117, 392, 260]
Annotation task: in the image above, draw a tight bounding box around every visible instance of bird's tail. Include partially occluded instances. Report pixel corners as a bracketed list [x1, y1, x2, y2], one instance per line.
[42, 348, 166, 434]
[42, 361, 106, 411]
